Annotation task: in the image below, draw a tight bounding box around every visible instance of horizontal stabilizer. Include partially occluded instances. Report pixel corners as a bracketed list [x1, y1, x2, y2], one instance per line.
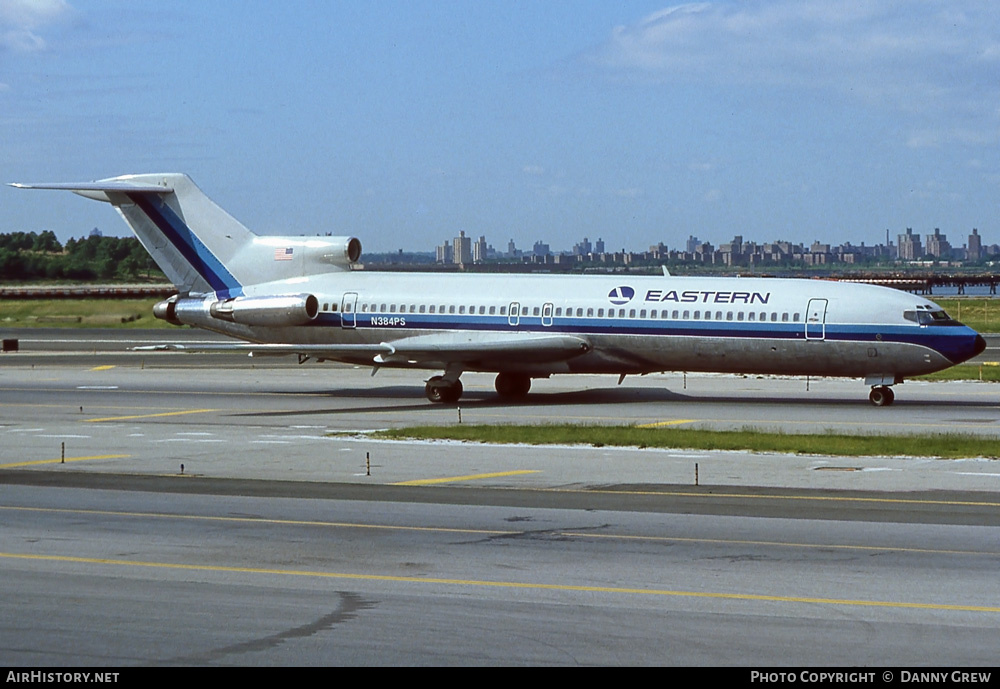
[9, 181, 173, 194]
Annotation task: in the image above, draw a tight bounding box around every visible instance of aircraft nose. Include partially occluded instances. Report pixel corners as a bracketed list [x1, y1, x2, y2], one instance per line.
[974, 334, 987, 357]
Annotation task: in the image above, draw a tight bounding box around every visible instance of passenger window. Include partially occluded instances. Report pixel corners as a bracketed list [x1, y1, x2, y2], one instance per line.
[479, 306, 485, 315]
[770, 313, 777, 322]
[629, 309, 636, 318]
[587, 308, 594, 317]
[429, 305, 436, 314]
[449, 305, 456, 314]
[781, 312, 788, 322]
[555, 307, 562, 316]
[793, 312, 800, 322]
[419, 305, 426, 313]
[639, 309, 647, 318]
[459, 306, 466, 314]
[703, 311, 711, 320]
[500, 306, 506, 315]
[683, 310, 689, 319]
[597, 308, 604, 317]
[489, 306, 496, 315]
[389, 304, 396, 313]
[727, 312, 733, 321]
[533, 307, 540, 316]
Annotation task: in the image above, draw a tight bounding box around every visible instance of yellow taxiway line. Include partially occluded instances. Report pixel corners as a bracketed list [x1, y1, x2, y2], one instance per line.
[636, 419, 697, 428]
[0, 454, 130, 469]
[3, 550, 998, 613]
[84, 409, 218, 423]
[392, 470, 539, 486]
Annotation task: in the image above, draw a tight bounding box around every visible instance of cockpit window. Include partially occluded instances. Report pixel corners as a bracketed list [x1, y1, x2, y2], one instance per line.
[904, 309, 961, 326]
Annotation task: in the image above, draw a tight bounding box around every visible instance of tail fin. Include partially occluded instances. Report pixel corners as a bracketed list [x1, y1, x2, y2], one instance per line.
[12, 174, 247, 297]
[13, 173, 363, 295]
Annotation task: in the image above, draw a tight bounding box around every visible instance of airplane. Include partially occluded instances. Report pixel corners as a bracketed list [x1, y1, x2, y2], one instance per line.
[12, 173, 986, 406]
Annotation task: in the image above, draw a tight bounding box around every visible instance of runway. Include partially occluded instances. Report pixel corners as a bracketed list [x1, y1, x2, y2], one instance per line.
[2, 330, 1000, 665]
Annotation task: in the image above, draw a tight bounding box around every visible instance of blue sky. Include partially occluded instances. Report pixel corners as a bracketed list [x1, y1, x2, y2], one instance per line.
[3, 0, 999, 253]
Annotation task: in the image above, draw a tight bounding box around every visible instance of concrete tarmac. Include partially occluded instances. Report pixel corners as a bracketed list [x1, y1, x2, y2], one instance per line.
[2, 330, 1000, 666]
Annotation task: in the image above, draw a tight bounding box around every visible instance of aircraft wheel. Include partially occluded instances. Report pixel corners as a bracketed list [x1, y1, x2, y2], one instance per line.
[869, 386, 895, 407]
[495, 372, 531, 398]
[426, 376, 463, 404]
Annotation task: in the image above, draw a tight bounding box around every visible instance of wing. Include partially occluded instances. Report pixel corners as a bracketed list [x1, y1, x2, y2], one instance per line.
[135, 332, 591, 369]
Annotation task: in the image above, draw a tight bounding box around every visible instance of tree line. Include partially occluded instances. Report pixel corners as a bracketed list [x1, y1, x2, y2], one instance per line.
[0, 231, 160, 282]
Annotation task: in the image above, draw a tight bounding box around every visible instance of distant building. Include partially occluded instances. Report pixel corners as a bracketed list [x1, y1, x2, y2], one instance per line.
[924, 228, 951, 259]
[435, 240, 452, 264]
[898, 228, 923, 260]
[473, 235, 488, 263]
[967, 228, 982, 261]
[454, 231, 472, 265]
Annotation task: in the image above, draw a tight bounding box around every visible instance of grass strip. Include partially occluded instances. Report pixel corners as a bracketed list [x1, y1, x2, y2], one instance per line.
[0, 298, 174, 329]
[365, 424, 1000, 459]
[914, 364, 1000, 382]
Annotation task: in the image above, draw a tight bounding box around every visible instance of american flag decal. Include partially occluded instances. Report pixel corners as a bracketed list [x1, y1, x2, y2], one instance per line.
[274, 247, 294, 261]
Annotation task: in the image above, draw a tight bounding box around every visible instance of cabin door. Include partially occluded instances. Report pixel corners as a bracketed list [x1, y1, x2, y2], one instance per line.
[341, 292, 358, 329]
[508, 302, 520, 327]
[541, 302, 554, 327]
[805, 298, 827, 340]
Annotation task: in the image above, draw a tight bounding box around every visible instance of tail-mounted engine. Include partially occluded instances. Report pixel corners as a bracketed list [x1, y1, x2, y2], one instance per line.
[209, 294, 319, 327]
[153, 293, 320, 328]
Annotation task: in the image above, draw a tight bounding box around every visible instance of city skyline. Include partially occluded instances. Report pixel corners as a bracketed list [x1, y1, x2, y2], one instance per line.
[427, 226, 995, 266]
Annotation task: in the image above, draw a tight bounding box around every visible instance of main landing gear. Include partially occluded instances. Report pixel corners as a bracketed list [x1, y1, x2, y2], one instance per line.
[868, 385, 895, 407]
[424, 372, 533, 404]
[425, 376, 463, 404]
[494, 372, 531, 399]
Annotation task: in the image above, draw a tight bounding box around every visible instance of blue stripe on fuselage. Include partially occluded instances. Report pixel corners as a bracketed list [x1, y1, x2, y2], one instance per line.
[127, 192, 242, 298]
[309, 312, 981, 363]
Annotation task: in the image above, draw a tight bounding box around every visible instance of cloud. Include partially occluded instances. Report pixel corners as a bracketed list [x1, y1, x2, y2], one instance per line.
[585, 1, 1000, 121]
[0, 0, 72, 52]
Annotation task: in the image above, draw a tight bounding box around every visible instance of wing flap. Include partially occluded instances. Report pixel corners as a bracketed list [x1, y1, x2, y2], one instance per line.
[134, 333, 591, 367]
[375, 332, 591, 365]
[133, 343, 392, 358]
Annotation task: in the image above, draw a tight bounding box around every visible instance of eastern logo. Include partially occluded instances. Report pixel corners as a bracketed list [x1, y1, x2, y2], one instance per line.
[608, 286, 635, 305]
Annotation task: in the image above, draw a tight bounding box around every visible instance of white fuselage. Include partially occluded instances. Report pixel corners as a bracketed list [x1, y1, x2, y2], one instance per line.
[178, 271, 983, 380]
